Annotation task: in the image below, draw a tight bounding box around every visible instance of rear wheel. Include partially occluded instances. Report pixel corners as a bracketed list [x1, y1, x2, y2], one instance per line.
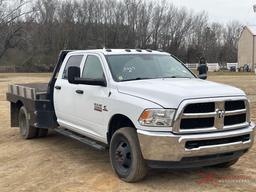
[110, 127, 147, 182]
[18, 106, 37, 139]
[212, 158, 239, 168]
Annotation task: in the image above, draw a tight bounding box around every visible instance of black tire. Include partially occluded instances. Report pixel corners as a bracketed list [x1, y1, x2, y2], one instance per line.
[110, 127, 147, 182]
[212, 158, 239, 168]
[36, 128, 48, 138]
[18, 106, 37, 139]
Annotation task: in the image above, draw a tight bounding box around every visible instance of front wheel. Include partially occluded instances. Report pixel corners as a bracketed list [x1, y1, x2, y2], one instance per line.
[110, 127, 147, 182]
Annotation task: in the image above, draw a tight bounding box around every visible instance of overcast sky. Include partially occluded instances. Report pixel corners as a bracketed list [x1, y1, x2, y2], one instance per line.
[167, 0, 256, 25]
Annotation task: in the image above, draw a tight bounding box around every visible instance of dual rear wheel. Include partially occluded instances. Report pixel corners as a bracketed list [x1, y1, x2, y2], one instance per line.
[18, 106, 48, 139]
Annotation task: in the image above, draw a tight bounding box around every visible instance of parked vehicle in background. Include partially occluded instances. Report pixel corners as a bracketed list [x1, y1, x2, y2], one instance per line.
[230, 66, 236, 72]
[6, 49, 255, 182]
[227, 63, 238, 72]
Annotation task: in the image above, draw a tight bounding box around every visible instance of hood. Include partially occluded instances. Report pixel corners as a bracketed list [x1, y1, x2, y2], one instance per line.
[117, 78, 245, 108]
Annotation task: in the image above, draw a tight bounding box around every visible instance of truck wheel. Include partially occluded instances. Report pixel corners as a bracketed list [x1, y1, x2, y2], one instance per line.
[18, 106, 37, 139]
[110, 127, 147, 182]
[212, 158, 239, 168]
[37, 129, 48, 138]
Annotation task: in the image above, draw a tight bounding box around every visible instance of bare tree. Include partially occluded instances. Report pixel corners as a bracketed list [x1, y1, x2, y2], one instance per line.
[221, 21, 242, 62]
[0, 0, 29, 58]
[0, 0, 243, 71]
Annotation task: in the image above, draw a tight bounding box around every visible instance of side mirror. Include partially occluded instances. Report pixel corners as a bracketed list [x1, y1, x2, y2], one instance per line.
[68, 66, 80, 84]
[198, 74, 207, 80]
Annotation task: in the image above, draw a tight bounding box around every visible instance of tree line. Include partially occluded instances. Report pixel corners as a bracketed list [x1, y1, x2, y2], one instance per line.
[0, 0, 242, 72]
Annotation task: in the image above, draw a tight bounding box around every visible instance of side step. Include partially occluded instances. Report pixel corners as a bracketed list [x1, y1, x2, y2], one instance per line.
[54, 128, 107, 151]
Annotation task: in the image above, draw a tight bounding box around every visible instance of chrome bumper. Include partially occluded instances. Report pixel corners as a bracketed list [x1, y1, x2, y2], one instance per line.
[137, 123, 255, 162]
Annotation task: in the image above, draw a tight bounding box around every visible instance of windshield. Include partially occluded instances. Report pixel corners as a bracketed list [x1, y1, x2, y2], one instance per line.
[105, 54, 195, 82]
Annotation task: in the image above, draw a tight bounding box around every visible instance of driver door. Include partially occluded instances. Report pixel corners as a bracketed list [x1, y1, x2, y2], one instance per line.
[54, 54, 85, 128]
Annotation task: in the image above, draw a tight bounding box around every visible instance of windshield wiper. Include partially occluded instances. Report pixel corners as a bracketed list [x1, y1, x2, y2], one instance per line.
[121, 77, 152, 82]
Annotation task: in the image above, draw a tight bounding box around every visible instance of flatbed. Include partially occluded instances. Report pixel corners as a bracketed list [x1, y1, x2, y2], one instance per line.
[7, 83, 57, 129]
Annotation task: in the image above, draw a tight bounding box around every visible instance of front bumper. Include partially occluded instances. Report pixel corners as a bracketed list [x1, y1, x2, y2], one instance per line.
[137, 123, 255, 163]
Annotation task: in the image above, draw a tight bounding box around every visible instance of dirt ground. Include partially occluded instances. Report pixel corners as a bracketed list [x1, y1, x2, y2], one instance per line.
[0, 73, 256, 192]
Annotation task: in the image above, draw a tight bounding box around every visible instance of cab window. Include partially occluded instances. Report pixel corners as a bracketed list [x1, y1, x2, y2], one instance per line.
[63, 55, 83, 79]
[82, 55, 105, 80]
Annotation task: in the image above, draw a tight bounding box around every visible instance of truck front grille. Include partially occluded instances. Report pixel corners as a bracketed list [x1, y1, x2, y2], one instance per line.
[224, 114, 247, 126]
[181, 118, 214, 129]
[183, 102, 215, 113]
[225, 100, 245, 111]
[176, 99, 249, 133]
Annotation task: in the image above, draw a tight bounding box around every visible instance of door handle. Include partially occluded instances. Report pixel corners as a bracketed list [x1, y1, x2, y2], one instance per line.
[76, 90, 84, 94]
[55, 86, 61, 90]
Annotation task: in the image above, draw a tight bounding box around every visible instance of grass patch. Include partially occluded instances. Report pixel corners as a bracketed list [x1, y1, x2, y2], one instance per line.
[209, 72, 255, 76]
[190, 70, 255, 76]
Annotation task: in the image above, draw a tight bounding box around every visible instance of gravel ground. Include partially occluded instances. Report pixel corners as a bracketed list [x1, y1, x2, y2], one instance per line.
[0, 73, 255, 192]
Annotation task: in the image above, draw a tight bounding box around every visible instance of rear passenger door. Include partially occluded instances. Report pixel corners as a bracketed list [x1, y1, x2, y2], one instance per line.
[75, 54, 110, 140]
[54, 54, 85, 128]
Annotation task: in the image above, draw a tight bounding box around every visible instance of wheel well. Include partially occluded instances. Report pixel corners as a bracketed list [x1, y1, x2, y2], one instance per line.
[107, 114, 135, 144]
[16, 101, 23, 109]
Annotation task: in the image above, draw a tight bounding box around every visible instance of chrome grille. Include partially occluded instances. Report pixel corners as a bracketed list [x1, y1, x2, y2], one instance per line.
[173, 98, 250, 133]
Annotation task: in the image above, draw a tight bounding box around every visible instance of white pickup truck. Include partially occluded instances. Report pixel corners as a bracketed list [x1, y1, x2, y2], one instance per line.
[7, 49, 255, 182]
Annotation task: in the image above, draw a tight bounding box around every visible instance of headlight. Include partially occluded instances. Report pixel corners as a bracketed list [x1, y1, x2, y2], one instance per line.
[138, 109, 176, 127]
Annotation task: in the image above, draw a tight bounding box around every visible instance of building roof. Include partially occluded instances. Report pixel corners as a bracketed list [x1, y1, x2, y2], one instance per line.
[246, 26, 256, 36]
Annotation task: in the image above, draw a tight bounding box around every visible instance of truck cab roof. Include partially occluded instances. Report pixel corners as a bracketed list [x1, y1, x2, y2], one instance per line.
[67, 49, 170, 56]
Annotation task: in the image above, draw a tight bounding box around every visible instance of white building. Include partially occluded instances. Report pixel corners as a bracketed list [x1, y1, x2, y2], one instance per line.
[238, 26, 256, 70]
